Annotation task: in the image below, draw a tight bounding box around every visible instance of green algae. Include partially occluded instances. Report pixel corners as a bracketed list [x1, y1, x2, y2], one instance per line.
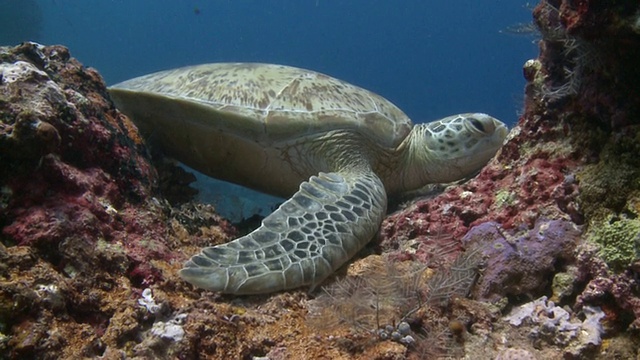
[588, 217, 640, 270]
[551, 270, 577, 302]
[577, 126, 640, 270]
[494, 189, 517, 208]
[578, 158, 639, 220]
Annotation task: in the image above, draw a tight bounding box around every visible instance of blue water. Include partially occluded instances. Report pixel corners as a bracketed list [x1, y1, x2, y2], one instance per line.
[3, 0, 537, 221]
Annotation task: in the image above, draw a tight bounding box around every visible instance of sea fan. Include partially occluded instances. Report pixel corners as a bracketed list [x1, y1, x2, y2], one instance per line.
[307, 256, 421, 334]
[424, 246, 483, 307]
[307, 246, 484, 338]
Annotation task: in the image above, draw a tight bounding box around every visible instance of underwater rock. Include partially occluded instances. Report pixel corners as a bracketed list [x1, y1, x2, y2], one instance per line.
[379, 0, 640, 353]
[379, 120, 583, 264]
[0, 43, 235, 359]
[461, 218, 581, 302]
[574, 243, 640, 330]
[0, 42, 170, 282]
[495, 348, 537, 360]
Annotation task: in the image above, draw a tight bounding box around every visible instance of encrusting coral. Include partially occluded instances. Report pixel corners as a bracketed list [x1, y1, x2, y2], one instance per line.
[505, 296, 605, 357]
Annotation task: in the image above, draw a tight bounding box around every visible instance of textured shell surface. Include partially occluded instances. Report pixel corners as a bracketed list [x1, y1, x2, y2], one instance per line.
[113, 63, 413, 148]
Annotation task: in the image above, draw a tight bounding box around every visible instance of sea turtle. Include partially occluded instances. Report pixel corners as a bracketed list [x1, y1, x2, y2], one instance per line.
[109, 63, 508, 295]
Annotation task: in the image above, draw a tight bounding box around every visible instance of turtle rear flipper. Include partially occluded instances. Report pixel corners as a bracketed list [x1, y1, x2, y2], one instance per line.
[179, 170, 387, 295]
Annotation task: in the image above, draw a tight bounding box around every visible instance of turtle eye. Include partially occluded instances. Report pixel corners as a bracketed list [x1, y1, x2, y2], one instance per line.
[469, 117, 485, 132]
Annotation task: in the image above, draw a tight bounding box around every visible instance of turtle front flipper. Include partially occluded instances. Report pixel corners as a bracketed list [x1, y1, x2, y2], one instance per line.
[179, 170, 387, 295]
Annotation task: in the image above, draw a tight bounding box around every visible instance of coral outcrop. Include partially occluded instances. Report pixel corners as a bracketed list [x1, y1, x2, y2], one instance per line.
[378, 0, 640, 357]
[1, 0, 640, 357]
[0, 42, 236, 358]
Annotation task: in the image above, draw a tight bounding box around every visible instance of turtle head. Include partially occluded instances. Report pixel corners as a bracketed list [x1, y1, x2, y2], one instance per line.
[409, 113, 508, 185]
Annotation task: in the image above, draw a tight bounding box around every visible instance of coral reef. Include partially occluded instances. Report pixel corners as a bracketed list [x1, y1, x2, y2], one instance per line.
[0, 42, 167, 284]
[1, 0, 640, 357]
[377, 0, 640, 357]
[0, 42, 236, 359]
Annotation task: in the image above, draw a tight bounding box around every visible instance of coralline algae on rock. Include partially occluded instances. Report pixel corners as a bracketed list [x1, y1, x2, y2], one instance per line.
[0, 42, 170, 281]
[461, 218, 581, 301]
[0, 43, 235, 359]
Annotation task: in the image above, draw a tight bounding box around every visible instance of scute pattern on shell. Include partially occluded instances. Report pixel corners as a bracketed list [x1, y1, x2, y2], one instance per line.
[114, 63, 413, 148]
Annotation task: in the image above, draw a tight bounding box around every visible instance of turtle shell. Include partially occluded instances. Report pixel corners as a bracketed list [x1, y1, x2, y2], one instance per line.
[109, 63, 412, 149]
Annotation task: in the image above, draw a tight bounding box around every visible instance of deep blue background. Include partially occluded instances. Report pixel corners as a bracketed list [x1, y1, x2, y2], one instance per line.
[3, 1, 538, 220]
[7, 0, 537, 125]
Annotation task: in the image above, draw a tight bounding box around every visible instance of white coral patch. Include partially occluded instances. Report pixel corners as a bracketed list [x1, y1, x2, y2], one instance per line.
[138, 288, 162, 314]
[505, 296, 606, 348]
[150, 314, 187, 342]
[0, 61, 48, 84]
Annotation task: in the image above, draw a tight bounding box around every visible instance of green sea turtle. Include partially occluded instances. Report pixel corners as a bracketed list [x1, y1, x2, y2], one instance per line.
[109, 63, 508, 295]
